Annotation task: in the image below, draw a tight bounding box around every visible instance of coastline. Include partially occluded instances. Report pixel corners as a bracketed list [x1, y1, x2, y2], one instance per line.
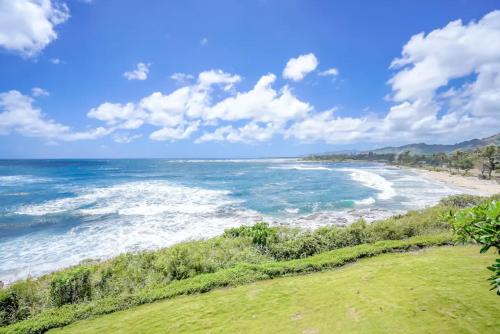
[403, 167, 500, 196]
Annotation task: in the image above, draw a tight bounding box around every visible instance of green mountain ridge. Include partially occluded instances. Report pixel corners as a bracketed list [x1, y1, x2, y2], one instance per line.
[368, 133, 500, 155]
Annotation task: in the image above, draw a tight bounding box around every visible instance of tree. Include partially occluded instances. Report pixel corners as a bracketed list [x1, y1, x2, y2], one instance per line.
[480, 146, 498, 179]
[450, 200, 500, 295]
[459, 157, 474, 175]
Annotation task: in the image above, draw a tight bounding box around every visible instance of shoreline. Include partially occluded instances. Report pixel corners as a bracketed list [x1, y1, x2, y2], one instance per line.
[403, 167, 500, 196]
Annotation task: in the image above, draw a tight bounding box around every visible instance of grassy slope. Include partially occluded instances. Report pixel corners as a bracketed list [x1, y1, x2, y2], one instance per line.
[50, 246, 500, 334]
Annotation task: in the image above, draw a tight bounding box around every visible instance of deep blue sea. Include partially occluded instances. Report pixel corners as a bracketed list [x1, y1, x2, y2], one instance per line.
[0, 159, 463, 282]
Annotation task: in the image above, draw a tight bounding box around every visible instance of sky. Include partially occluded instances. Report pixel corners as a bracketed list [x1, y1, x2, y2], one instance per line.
[0, 0, 499, 158]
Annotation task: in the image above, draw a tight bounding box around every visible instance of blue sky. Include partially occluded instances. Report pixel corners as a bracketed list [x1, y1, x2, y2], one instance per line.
[0, 0, 499, 158]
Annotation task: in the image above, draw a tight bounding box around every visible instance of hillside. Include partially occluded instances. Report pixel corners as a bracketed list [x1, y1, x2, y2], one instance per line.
[369, 133, 500, 155]
[49, 246, 500, 334]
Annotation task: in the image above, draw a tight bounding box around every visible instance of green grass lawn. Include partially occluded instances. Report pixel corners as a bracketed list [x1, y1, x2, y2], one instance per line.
[50, 246, 499, 334]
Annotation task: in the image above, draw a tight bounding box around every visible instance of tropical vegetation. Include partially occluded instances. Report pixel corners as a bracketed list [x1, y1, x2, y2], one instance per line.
[0, 194, 498, 333]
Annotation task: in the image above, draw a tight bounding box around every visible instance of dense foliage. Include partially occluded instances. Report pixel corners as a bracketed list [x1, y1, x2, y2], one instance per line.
[0, 194, 497, 332]
[449, 200, 500, 295]
[0, 235, 452, 334]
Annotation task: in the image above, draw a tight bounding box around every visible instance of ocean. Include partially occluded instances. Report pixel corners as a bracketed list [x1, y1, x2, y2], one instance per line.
[0, 159, 463, 282]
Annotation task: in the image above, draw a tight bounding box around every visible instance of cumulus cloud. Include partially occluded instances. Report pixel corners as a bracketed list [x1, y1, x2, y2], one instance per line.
[50, 57, 61, 64]
[287, 11, 500, 145]
[318, 68, 339, 77]
[88, 69, 311, 142]
[123, 62, 150, 80]
[389, 10, 500, 102]
[283, 53, 318, 81]
[0, 90, 110, 141]
[7, 11, 500, 147]
[31, 87, 49, 97]
[197, 69, 241, 90]
[86, 11, 500, 146]
[170, 72, 194, 84]
[207, 74, 312, 123]
[149, 121, 199, 141]
[196, 122, 278, 144]
[113, 133, 142, 143]
[0, 0, 70, 57]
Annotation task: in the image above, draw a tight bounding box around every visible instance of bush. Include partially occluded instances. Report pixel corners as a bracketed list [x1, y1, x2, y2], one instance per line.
[153, 237, 268, 281]
[439, 194, 485, 208]
[223, 222, 277, 247]
[0, 291, 19, 326]
[449, 200, 500, 295]
[49, 267, 92, 307]
[0, 280, 45, 326]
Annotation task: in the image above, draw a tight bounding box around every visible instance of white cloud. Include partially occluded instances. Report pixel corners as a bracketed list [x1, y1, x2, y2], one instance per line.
[88, 68, 311, 142]
[0, 90, 110, 141]
[113, 133, 142, 143]
[0, 0, 70, 57]
[283, 53, 318, 81]
[318, 68, 339, 77]
[197, 69, 241, 89]
[50, 57, 61, 64]
[31, 87, 49, 97]
[170, 72, 194, 84]
[150, 121, 199, 141]
[76, 12, 500, 147]
[123, 62, 150, 81]
[389, 10, 500, 102]
[140, 89, 189, 127]
[87, 102, 139, 124]
[286, 109, 373, 144]
[200, 37, 208, 46]
[286, 11, 500, 146]
[206, 73, 312, 123]
[196, 122, 278, 144]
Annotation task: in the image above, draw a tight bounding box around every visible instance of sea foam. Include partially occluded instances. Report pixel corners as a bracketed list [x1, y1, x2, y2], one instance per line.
[339, 168, 396, 200]
[1, 181, 260, 282]
[269, 165, 332, 171]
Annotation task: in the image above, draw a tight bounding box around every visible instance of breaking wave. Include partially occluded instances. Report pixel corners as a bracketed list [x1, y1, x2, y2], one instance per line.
[339, 168, 396, 200]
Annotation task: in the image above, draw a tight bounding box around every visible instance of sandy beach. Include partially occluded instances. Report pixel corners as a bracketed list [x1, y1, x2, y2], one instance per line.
[408, 168, 500, 196]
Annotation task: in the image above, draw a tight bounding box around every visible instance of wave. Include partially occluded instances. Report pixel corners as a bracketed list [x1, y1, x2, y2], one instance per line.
[269, 165, 332, 171]
[339, 168, 396, 200]
[354, 197, 376, 206]
[3, 180, 261, 282]
[0, 175, 51, 185]
[15, 181, 236, 216]
[171, 158, 298, 163]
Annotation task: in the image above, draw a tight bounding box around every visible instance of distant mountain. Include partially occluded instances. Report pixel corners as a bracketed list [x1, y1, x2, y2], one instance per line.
[368, 133, 500, 155]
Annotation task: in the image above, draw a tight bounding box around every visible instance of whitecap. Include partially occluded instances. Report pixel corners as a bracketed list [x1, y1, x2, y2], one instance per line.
[269, 165, 332, 171]
[354, 197, 376, 206]
[0, 175, 51, 185]
[338, 168, 396, 200]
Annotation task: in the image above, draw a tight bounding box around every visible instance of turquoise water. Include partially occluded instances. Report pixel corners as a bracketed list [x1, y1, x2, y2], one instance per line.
[0, 159, 461, 282]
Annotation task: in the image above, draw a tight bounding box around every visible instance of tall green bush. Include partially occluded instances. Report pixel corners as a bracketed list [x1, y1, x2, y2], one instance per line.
[49, 267, 92, 307]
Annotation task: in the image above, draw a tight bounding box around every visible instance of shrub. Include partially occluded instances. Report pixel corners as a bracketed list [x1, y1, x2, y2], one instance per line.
[153, 237, 269, 281]
[0, 279, 46, 326]
[449, 200, 500, 295]
[439, 194, 485, 208]
[223, 222, 277, 247]
[267, 231, 325, 260]
[49, 267, 92, 307]
[93, 251, 163, 297]
[0, 291, 19, 326]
